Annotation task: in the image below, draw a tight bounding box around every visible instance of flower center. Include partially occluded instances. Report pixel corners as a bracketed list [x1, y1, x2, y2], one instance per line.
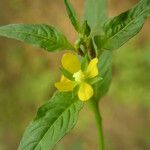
[73, 70, 85, 83]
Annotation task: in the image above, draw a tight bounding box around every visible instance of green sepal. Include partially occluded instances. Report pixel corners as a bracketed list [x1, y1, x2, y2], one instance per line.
[72, 85, 80, 99]
[89, 76, 103, 85]
[81, 55, 89, 71]
[60, 67, 74, 81]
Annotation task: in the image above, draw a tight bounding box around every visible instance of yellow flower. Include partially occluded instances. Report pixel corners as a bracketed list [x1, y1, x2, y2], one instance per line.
[55, 53, 99, 101]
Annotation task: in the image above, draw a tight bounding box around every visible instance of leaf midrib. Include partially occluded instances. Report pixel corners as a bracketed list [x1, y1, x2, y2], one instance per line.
[0, 29, 64, 46]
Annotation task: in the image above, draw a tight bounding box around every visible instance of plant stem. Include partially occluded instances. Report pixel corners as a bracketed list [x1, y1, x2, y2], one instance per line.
[90, 100, 105, 150]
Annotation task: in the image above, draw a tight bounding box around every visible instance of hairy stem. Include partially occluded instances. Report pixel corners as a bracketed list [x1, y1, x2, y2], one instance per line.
[90, 100, 105, 150]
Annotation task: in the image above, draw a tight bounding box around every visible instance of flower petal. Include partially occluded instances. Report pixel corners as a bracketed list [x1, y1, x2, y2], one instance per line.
[78, 82, 94, 101]
[60, 75, 70, 82]
[61, 53, 81, 73]
[55, 76, 75, 92]
[86, 58, 98, 78]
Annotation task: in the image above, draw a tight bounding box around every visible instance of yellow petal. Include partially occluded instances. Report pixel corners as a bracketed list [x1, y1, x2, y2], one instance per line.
[61, 53, 81, 74]
[86, 58, 98, 78]
[78, 82, 94, 101]
[55, 76, 75, 92]
[60, 75, 70, 82]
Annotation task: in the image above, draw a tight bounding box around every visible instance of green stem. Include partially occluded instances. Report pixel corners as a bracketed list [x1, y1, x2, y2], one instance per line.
[90, 100, 105, 150]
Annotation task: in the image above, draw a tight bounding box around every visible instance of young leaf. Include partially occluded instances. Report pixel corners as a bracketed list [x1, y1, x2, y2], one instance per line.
[18, 92, 83, 150]
[0, 24, 74, 51]
[81, 20, 91, 37]
[84, 0, 107, 35]
[95, 0, 150, 50]
[64, 0, 81, 33]
[94, 50, 112, 101]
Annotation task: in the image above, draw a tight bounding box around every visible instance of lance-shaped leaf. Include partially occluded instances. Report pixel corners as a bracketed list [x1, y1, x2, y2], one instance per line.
[18, 92, 83, 150]
[94, 50, 112, 101]
[84, 0, 107, 35]
[0, 24, 74, 51]
[64, 0, 81, 33]
[95, 0, 150, 50]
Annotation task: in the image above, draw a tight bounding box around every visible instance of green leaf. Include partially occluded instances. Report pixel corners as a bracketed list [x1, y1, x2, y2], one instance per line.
[94, 50, 112, 101]
[64, 0, 81, 33]
[84, 0, 107, 35]
[18, 92, 83, 150]
[95, 0, 150, 50]
[0, 24, 73, 51]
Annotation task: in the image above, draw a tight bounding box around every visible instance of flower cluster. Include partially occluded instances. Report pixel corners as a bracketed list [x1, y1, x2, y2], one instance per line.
[55, 53, 99, 101]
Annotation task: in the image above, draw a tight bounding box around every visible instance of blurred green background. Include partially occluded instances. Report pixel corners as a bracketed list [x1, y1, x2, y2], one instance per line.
[0, 0, 150, 150]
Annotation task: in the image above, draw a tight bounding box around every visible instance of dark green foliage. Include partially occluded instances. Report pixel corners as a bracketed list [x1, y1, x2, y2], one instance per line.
[18, 92, 83, 150]
[0, 24, 73, 51]
[95, 0, 150, 50]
